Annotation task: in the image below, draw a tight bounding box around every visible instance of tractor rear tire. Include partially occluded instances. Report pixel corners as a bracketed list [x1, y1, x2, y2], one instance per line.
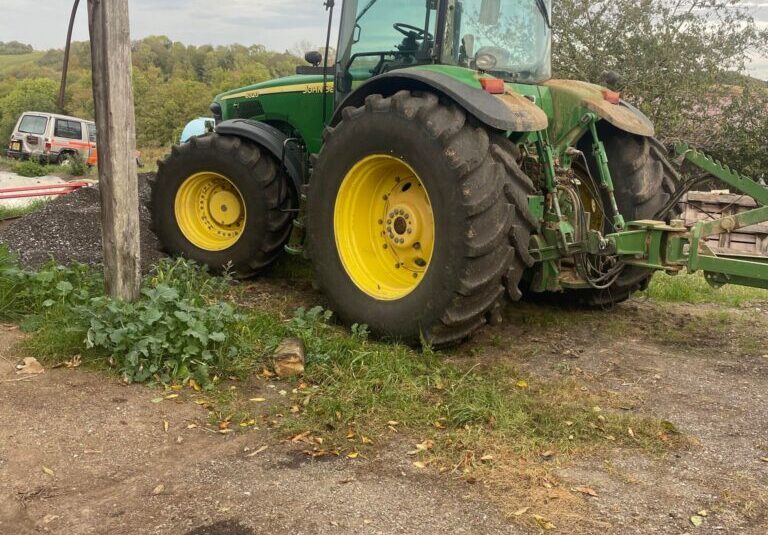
[151, 133, 294, 277]
[308, 90, 536, 346]
[566, 124, 679, 306]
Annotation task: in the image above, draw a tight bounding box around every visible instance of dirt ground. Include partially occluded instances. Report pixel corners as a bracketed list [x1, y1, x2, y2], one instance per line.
[1, 291, 767, 534]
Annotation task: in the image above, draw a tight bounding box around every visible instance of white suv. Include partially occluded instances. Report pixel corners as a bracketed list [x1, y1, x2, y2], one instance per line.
[6, 111, 96, 165]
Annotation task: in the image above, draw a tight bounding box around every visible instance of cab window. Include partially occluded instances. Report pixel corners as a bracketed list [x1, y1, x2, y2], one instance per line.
[54, 119, 83, 140]
[348, 0, 437, 78]
[87, 124, 97, 143]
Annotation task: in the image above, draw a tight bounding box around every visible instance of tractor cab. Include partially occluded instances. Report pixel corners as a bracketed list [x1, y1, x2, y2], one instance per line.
[334, 0, 552, 97]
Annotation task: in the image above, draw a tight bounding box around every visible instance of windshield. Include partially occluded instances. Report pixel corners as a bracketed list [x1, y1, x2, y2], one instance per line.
[442, 0, 551, 83]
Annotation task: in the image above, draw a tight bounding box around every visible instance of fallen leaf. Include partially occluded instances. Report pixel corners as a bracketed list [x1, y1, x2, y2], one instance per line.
[152, 484, 164, 495]
[512, 507, 530, 516]
[163, 420, 169, 433]
[628, 427, 637, 440]
[42, 466, 54, 477]
[541, 450, 555, 459]
[16, 357, 44, 375]
[760, 457, 768, 463]
[697, 510, 708, 517]
[573, 486, 598, 497]
[413, 461, 426, 469]
[151, 397, 164, 404]
[186, 423, 198, 429]
[291, 431, 312, 443]
[480, 455, 494, 462]
[246, 445, 268, 457]
[249, 398, 266, 402]
[347, 452, 359, 459]
[193, 399, 209, 406]
[592, 406, 602, 413]
[164, 394, 179, 400]
[387, 420, 399, 426]
[415, 439, 434, 451]
[533, 514, 555, 530]
[361, 436, 373, 445]
[516, 379, 529, 389]
[564, 420, 574, 427]
[65, 355, 81, 368]
[290, 405, 300, 414]
[434, 420, 446, 430]
[347, 431, 356, 439]
[218, 429, 233, 434]
[189, 378, 201, 391]
[690, 514, 704, 527]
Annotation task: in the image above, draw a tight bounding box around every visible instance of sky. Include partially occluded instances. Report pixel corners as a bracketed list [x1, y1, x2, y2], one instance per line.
[1, 0, 767, 80]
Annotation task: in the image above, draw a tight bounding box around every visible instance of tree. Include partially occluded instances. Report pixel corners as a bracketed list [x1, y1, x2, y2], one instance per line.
[0, 78, 59, 141]
[553, 0, 768, 170]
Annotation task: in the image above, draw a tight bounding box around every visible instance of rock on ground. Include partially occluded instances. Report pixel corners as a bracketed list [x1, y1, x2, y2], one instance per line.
[0, 174, 165, 271]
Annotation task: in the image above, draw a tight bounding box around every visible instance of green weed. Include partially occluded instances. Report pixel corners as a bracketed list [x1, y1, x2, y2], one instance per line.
[642, 271, 768, 306]
[0, 199, 46, 220]
[13, 159, 48, 177]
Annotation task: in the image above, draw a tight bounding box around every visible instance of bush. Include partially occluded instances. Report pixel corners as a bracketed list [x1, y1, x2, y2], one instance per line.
[14, 159, 47, 177]
[0, 249, 243, 385]
[61, 152, 88, 176]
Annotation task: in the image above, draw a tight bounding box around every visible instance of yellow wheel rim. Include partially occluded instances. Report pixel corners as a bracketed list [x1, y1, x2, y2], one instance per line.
[174, 172, 246, 251]
[334, 154, 435, 301]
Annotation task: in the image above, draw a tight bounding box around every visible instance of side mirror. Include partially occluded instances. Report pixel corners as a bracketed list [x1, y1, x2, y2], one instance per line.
[304, 51, 323, 66]
[479, 0, 501, 25]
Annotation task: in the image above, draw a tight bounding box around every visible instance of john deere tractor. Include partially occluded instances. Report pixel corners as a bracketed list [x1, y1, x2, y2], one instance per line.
[151, 0, 768, 345]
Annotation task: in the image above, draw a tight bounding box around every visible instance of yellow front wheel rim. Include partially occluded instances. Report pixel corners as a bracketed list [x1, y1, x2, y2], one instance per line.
[175, 172, 246, 251]
[334, 154, 435, 301]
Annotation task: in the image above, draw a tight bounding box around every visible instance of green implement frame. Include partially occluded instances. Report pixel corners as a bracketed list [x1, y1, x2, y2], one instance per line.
[606, 144, 768, 291]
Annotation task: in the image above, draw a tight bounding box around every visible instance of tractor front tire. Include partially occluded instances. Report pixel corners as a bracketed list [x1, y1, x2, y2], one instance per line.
[151, 134, 294, 277]
[308, 91, 535, 346]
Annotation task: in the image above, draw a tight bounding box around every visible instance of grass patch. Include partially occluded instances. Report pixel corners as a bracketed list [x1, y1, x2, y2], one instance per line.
[0, 199, 46, 220]
[642, 271, 768, 306]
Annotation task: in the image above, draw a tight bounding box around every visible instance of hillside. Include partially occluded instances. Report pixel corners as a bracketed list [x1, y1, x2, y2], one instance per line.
[0, 51, 44, 72]
[0, 37, 302, 148]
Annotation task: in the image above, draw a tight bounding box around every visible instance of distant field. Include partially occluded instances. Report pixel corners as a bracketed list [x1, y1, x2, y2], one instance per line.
[0, 52, 44, 72]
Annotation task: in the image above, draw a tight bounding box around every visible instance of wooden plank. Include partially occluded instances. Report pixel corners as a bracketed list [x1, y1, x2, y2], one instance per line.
[87, 0, 141, 300]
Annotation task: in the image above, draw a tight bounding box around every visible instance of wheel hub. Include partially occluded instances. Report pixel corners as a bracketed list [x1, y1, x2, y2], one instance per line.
[334, 154, 435, 301]
[174, 172, 246, 251]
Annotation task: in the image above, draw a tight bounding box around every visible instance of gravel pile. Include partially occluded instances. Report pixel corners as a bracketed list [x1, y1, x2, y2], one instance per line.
[0, 174, 166, 271]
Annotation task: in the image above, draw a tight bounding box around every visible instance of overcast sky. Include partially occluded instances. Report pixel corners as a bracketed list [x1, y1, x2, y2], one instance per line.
[1, 0, 766, 80]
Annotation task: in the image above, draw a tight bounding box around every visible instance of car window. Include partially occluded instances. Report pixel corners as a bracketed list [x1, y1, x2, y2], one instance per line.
[87, 124, 97, 142]
[54, 119, 83, 140]
[18, 115, 48, 135]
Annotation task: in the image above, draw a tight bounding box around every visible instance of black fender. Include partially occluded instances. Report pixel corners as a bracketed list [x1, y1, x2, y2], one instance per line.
[330, 69, 548, 132]
[215, 118, 303, 193]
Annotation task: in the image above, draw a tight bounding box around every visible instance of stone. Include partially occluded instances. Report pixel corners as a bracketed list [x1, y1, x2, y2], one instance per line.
[273, 338, 305, 378]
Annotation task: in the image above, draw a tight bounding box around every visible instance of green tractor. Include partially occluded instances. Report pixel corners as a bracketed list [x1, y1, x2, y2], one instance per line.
[151, 0, 768, 345]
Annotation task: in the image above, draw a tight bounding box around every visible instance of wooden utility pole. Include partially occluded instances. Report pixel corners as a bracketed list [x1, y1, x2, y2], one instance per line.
[87, 0, 141, 300]
[59, 0, 80, 110]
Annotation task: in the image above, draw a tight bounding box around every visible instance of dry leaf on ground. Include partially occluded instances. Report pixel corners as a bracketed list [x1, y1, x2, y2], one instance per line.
[16, 357, 44, 375]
